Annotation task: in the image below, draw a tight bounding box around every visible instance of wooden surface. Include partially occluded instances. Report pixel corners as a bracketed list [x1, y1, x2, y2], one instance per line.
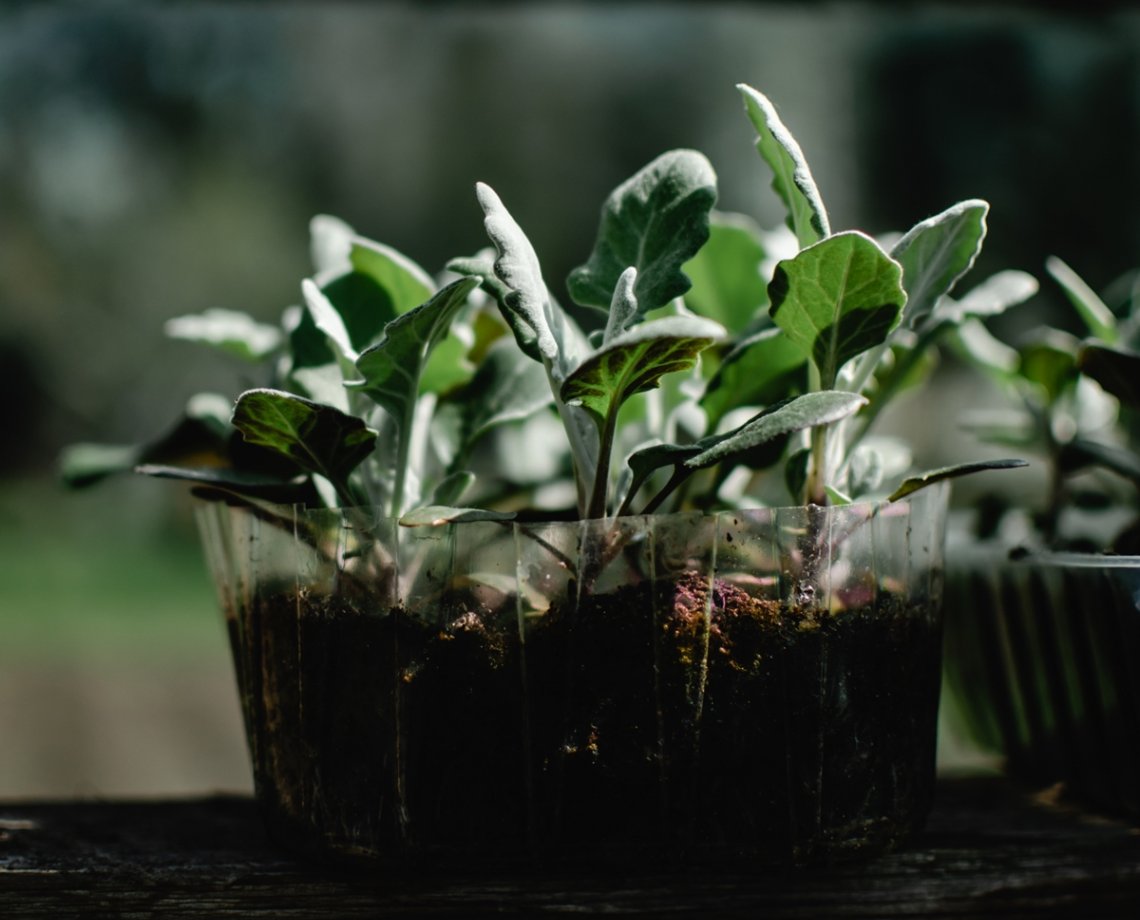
[2, 777, 1139, 917]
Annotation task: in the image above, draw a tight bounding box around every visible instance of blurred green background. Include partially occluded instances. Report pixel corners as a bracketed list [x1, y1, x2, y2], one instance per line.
[3, 1, 1138, 797]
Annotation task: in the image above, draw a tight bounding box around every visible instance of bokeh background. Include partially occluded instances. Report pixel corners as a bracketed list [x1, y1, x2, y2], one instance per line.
[3, 1, 1139, 797]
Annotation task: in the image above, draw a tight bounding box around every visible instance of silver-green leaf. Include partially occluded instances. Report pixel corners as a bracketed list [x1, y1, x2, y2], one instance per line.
[567, 149, 717, 316]
[164, 309, 283, 362]
[891, 199, 989, 326]
[351, 275, 480, 426]
[738, 83, 829, 247]
[887, 458, 1029, 502]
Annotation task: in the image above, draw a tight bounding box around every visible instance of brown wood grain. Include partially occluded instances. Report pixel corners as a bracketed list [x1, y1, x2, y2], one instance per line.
[1, 777, 1138, 917]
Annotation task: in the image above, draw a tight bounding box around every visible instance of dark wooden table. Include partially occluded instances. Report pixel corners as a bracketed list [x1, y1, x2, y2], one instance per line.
[2, 777, 1139, 917]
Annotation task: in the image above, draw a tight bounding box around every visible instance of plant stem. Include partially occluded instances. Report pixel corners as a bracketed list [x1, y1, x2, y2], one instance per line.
[586, 406, 619, 520]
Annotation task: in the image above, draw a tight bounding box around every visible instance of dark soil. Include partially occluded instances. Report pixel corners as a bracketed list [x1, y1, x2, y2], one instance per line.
[230, 573, 941, 868]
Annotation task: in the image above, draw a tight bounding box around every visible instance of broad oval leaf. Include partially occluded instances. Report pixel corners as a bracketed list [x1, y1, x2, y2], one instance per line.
[164, 309, 283, 362]
[769, 231, 906, 388]
[560, 315, 724, 423]
[737, 84, 829, 247]
[351, 275, 480, 426]
[887, 458, 1028, 502]
[231, 388, 377, 487]
[567, 149, 717, 315]
[891, 199, 988, 326]
[686, 391, 866, 469]
[681, 210, 770, 334]
[302, 278, 356, 365]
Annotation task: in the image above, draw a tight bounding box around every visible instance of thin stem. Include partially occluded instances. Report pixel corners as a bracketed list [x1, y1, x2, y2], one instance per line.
[586, 407, 619, 520]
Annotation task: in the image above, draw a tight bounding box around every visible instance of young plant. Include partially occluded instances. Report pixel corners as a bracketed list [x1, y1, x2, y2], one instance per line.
[955, 257, 1140, 551]
[63, 84, 1025, 532]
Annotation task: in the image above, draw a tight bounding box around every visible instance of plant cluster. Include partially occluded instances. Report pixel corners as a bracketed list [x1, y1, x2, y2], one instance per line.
[955, 258, 1140, 552]
[64, 85, 1024, 522]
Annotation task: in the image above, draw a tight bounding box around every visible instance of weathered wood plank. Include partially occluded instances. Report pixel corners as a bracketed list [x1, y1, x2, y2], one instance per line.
[1, 778, 1139, 917]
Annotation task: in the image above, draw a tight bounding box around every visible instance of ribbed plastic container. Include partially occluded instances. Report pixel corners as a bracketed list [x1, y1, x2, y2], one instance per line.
[945, 548, 1140, 818]
[196, 485, 949, 868]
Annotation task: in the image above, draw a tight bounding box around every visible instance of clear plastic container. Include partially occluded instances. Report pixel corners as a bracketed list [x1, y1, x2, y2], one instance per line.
[197, 484, 949, 867]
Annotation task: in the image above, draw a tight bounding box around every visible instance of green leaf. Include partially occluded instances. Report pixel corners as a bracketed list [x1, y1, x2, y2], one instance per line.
[603, 267, 640, 345]
[231, 388, 377, 489]
[700, 327, 806, 431]
[399, 505, 516, 527]
[350, 237, 435, 317]
[164, 309, 283, 361]
[680, 211, 771, 334]
[447, 249, 512, 311]
[1079, 341, 1140, 409]
[567, 149, 717, 317]
[768, 231, 906, 388]
[891, 199, 988, 326]
[888, 458, 1029, 502]
[309, 214, 355, 274]
[928, 270, 1039, 329]
[351, 276, 480, 424]
[560, 315, 724, 423]
[1046, 256, 1118, 344]
[623, 391, 864, 508]
[477, 182, 560, 367]
[430, 470, 476, 507]
[1018, 327, 1081, 404]
[951, 320, 1021, 379]
[446, 335, 553, 454]
[737, 83, 829, 247]
[134, 463, 308, 496]
[302, 278, 357, 365]
[685, 391, 866, 469]
[1063, 437, 1140, 485]
[59, 393, 234, 489]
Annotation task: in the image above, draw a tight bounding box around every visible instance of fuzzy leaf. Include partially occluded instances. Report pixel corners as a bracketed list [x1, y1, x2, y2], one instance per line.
[1047, 256, 1118, 344]
[769, 231, 906, 388]
[450, 335, 553, 450]
[738, 84, 829, 247]
[231, 389, 377, 487]
[929, 270, 1039, 328]
[164, 309, 283, 361]
[625, 391, 864, 505]
[560, 315, 724, 423]
[302, 278, 357, 365]
[567, 149, 717, 315]
[888, 458, 1028, 502]
[951, 320, 1021, 379]
[686, 391, 866, 469]
[351, 276, 480, 425]
[603, 267, 639, 345]
[681, 211, 770, 334]
[891, 199, 988, 326]
[1079, 341, 1140, 409]
[700, 327, 806, 430]
[477, 182, 559, 366]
